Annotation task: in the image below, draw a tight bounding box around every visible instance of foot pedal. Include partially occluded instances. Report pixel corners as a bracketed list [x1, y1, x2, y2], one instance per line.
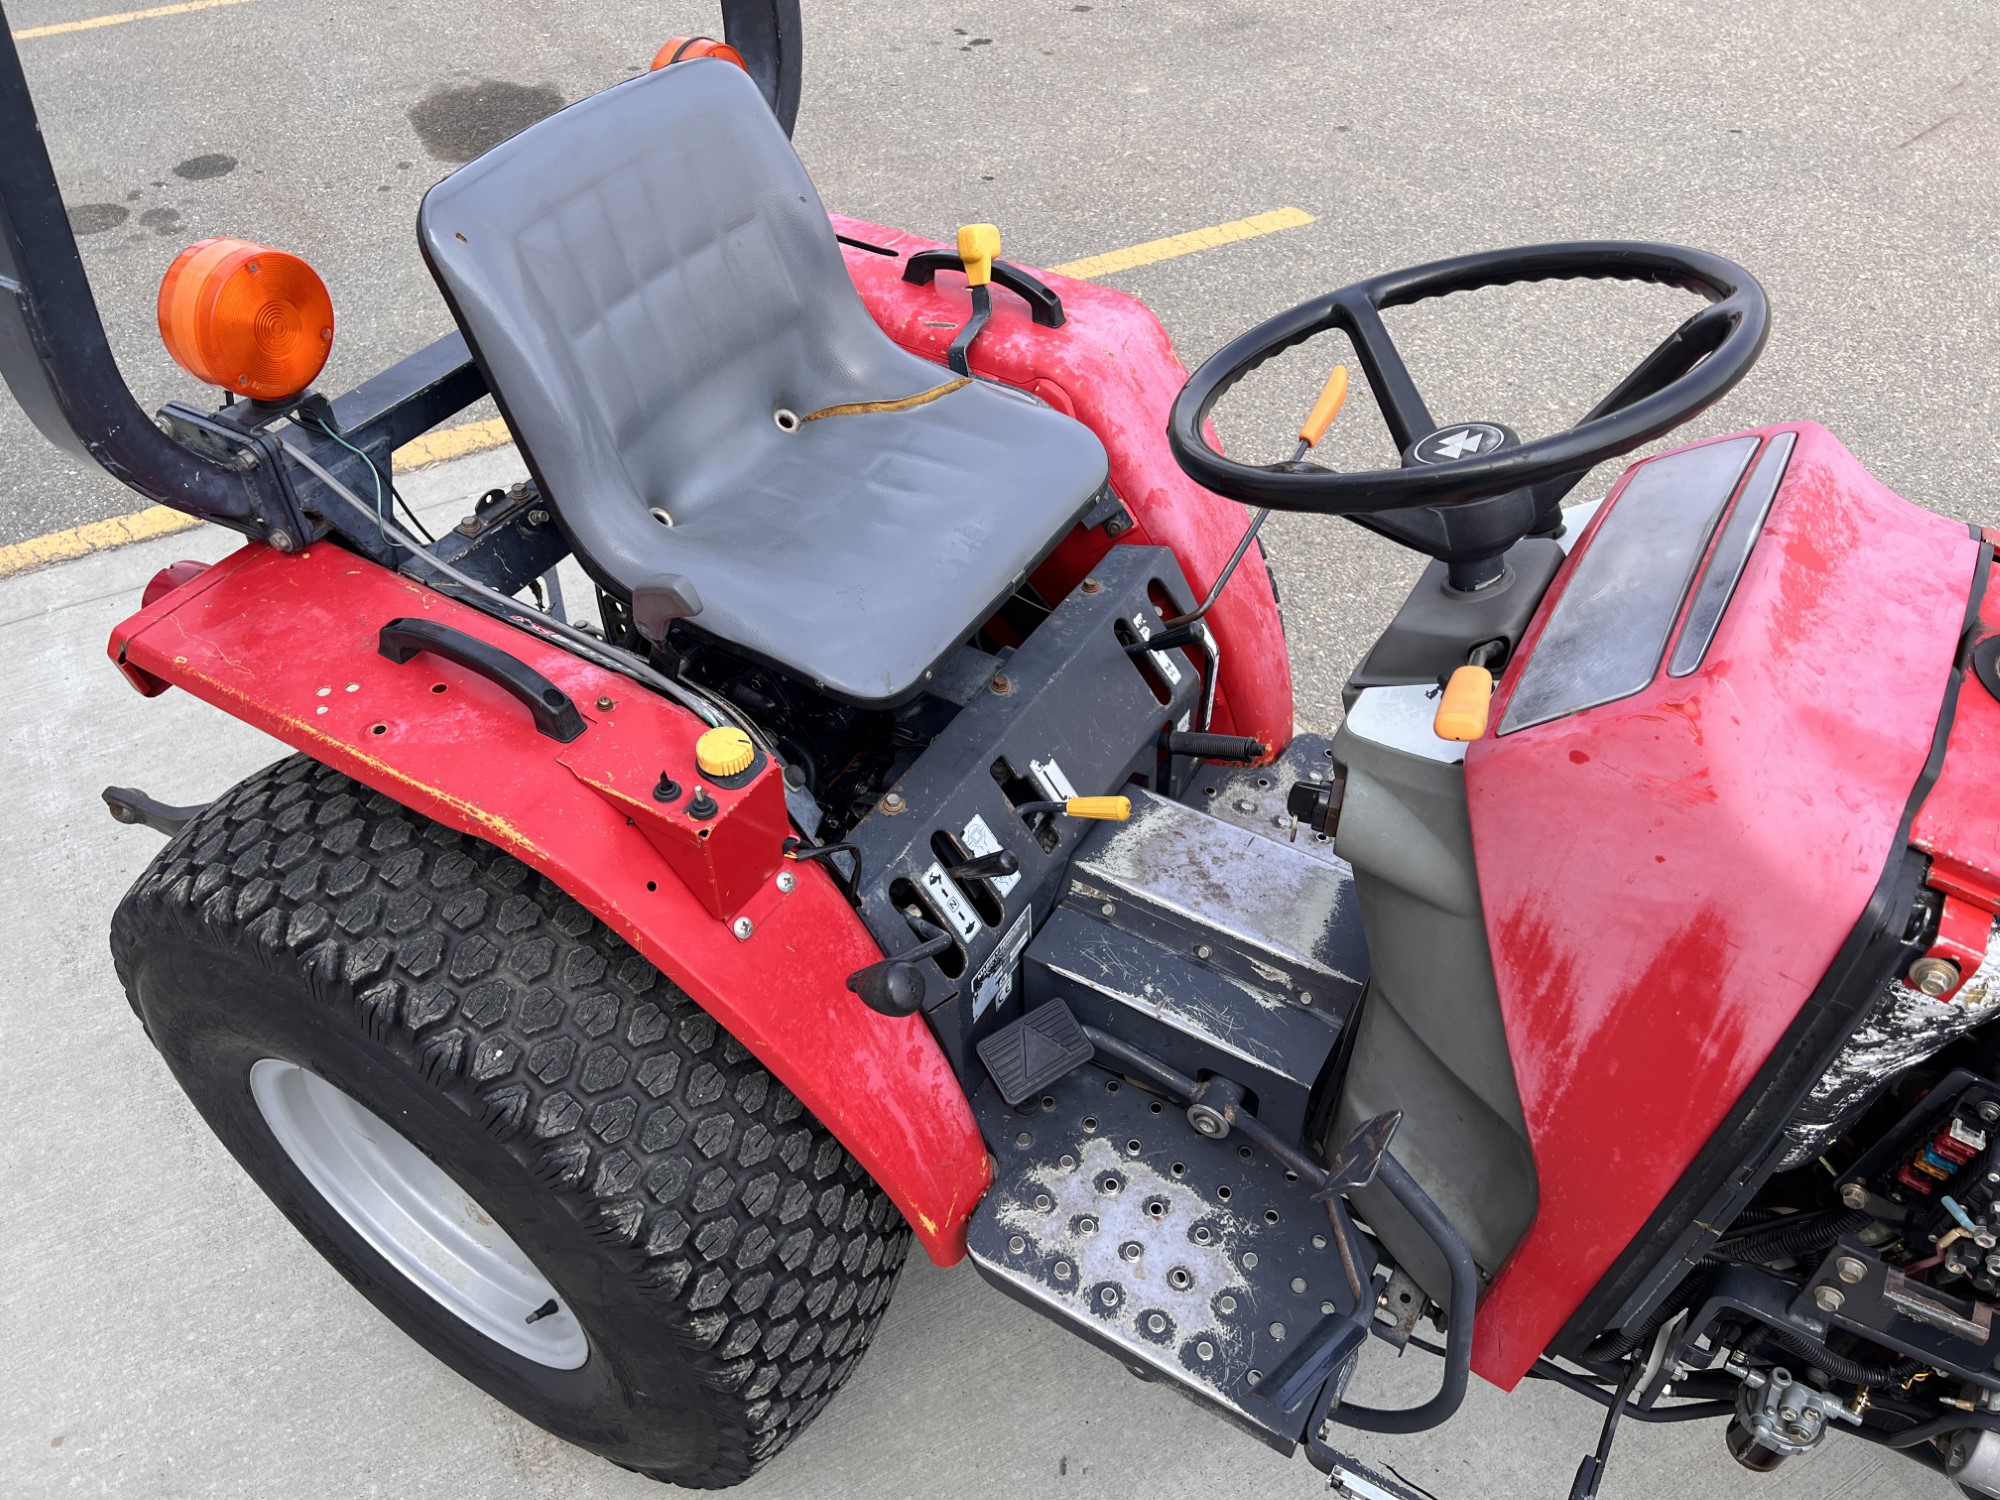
[977, 999, 1093, 1105]
[966, 1061, 1374, 1448]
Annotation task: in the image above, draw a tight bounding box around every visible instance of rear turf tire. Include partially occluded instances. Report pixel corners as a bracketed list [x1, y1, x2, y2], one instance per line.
[109, 755, 910, 1488]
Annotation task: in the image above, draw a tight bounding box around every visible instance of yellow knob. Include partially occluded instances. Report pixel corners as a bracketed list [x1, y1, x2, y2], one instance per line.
[957, 223, 1002, 288]
[694, 726, 755, 778]
[1064, 796, 1132, 822]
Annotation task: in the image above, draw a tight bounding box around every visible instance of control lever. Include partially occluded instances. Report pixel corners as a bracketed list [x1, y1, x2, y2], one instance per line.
[1313, 1111, 1403, 1302]
[844, 921, 954, 1017]
[945, 849, 1020, 882]
[1320, 1110, 1402, 1195]
[1013, 795, 1131, 823]
[1124, 621, 1203, 654]
[943, 223, 1002, 377]
[1161, 362, 1348, 630]
[1161, 730, 1266, 763]
[102, 785, 207, 836]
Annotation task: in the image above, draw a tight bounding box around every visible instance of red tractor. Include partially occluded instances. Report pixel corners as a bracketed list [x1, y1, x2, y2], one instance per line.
[6, 4, 1998, 1494]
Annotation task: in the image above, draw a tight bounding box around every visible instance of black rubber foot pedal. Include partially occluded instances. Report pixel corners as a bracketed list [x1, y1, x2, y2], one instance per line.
[977, 1000, 1093, 1106]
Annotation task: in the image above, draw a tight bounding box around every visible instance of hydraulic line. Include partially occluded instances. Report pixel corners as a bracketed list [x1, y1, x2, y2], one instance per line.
[1709, 1208, 1870, 1265]
[1749, 1324, 1917, 1388]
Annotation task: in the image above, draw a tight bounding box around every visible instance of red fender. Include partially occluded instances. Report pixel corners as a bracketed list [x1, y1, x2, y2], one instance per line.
[109, 543, 991, 1264]
[831, 214, 1295, 759]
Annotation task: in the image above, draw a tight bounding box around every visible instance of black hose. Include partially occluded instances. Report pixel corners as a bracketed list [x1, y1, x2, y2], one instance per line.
[1330, 1154, 1475, 1434]
[1751, 1325, 1917, 1387]
[1709, 1208, 1870, 1265]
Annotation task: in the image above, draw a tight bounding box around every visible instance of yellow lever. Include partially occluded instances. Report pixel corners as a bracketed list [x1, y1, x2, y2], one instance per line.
[957, 223, 1002, 288]
[1299, 364, 1350, 449]
[1064, 795, 1132, 822]
[1434, 666, 1494, 742]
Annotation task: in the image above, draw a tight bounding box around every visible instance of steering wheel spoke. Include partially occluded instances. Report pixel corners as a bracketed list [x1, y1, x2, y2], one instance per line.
[1336, 294, 1438, 453]
[1580, 299, 1738, 429]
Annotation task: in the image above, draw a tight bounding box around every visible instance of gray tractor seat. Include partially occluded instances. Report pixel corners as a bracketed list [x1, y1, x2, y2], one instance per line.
[418, 60, 1109, 706]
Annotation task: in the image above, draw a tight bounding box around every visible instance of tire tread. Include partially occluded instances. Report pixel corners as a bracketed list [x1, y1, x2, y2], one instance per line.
[111, 755, 910, 1487]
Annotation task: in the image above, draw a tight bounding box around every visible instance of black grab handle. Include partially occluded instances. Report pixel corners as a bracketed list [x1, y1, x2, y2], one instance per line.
[378, 617, 586, 742]
[901, 251, 1067, 328]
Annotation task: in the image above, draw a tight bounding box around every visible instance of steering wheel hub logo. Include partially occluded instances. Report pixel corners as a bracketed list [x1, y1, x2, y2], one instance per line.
[1411, 422, 1511, 465]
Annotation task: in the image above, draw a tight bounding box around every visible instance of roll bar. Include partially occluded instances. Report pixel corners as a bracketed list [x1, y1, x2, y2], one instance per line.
[0, 0, 802, 541]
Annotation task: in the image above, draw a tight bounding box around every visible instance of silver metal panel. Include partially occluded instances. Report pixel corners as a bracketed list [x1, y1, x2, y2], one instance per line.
[1344, 683, 1466, 765]
[1071, 790, 1363, 991]
[1668, 431, 1796, 676]
[1498, 434, 1760, 733]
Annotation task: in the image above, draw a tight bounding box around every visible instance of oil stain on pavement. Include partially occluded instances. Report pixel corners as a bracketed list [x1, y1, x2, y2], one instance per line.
[66, 203, 129, 235]
[408, 81, 565, 163]
[172, 153, 237, 181]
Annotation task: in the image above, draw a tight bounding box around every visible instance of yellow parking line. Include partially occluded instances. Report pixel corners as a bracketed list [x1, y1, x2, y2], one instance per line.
[1051, 206, 1315, 280]
[0, 504, 200, 577]
[12, 0, 253, 41]
[392, 416, 512, 469]
[0, 205, 1317, 577]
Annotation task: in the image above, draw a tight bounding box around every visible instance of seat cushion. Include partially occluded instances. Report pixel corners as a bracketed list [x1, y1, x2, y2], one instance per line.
[417, 60, 1108, 705]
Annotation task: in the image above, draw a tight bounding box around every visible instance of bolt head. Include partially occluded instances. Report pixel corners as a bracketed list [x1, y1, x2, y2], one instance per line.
[1813, 1284, 1846, 1313]
[1195, 944, 1213, 960]
[1909, 956, 1963, 997]
[1839, 1181, 1870, 1209]
[990, 673, 1013, 695]
[776, 871, 796, 894]
[596, 696, 615, 711]
[731, 917, 754, 941]
[881, 792, 906, 813]
[268, 528, 294, 552]
[1835, 1255, 1868, 1285]
[1981, 1101, 2000, 1125]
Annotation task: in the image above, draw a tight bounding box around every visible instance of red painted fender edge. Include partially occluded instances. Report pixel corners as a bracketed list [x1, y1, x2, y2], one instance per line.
[832, 214, 1295, 759]
[110, 542, 991, 1264]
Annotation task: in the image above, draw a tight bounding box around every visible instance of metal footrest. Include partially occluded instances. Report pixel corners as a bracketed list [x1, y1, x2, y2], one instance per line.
[966, 1059, 1371, 1449]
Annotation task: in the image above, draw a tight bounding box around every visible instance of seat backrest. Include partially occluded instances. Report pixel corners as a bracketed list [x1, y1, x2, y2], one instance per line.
[417, 60, 942, 575]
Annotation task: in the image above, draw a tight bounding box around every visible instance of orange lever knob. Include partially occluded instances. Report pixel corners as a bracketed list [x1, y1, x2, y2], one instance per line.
[1434, 665, 1494, 742]
[1299, 364, 1351, 448]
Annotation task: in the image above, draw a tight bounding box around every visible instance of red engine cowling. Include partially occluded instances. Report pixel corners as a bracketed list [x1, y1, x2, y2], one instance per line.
[1463, 422, 1989, 1386]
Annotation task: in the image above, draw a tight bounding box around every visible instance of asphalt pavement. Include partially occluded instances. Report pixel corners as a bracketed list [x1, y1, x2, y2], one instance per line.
[3, 0, 1998, 1496]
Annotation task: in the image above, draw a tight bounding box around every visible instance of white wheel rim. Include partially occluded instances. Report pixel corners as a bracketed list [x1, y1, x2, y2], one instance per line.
[249, 1058, 589, 1369]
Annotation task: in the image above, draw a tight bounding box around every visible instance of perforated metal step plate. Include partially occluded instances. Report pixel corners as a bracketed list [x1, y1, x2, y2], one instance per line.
[966, 1060, 1368, 1449]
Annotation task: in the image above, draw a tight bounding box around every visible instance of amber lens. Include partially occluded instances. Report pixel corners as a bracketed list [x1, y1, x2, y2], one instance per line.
[648, 35, 747, 71]
[156, 237, 334, 401]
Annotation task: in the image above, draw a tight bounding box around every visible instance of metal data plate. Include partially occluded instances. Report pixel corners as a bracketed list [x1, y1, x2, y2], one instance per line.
[966, 1063, 1367, 1448]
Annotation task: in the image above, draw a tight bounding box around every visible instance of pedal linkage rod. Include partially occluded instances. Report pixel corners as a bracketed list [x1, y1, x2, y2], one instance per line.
[1078, 1023, 1476, 1435]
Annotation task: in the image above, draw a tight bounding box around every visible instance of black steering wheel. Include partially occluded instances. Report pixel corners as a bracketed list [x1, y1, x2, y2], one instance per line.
[1166, 242, 1769, 561]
